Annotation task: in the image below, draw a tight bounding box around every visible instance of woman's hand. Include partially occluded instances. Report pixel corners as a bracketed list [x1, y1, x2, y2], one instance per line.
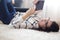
[33, 0, 39, 5]
[12, 0, 15, 4]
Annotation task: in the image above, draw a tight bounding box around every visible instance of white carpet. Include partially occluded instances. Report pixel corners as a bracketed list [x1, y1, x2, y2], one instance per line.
[0, 24, 60, 40]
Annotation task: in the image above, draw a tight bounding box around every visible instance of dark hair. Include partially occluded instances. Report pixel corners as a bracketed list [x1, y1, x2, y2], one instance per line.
[39, 21, 59, 32]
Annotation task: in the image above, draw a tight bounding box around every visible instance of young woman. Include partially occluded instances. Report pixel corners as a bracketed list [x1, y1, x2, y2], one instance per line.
[9, 0, 59, 32]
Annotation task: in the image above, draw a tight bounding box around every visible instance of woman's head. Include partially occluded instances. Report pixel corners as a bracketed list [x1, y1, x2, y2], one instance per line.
[38, 19, 59, 32]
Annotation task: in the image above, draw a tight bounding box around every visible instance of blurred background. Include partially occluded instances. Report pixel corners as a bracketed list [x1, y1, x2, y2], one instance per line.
[14, 0, 34, 8]
[13, 0, 60, 21]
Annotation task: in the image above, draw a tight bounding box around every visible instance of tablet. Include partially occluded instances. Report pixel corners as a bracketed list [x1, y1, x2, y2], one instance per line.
[35, 1, 44, 10]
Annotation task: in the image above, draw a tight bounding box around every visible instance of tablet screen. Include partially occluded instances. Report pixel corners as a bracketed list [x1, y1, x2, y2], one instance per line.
[36, 1, 44, 10]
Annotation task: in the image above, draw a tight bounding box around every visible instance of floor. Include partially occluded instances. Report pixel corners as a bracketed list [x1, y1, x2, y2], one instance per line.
[0, 24, 60, 40]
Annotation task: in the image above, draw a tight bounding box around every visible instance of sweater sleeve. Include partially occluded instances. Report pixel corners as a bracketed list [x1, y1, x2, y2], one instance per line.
[8, 15, 24, 28]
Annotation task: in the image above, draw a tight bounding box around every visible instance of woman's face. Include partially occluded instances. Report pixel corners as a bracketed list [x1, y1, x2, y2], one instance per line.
[38, 19, 52, 29]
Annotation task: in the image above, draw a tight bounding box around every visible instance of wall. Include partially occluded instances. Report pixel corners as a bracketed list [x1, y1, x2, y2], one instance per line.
[20, 0, 34, 8]
[43, 0, 60, 21]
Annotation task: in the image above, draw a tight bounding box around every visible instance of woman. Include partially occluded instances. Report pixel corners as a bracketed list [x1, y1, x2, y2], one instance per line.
[9, 0, 59, 32]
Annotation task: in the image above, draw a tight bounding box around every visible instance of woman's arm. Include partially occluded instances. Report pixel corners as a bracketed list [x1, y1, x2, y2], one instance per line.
[22, 5, 36, 20]
[33, 0, 39, 4]
[22, 0, 40, 21]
